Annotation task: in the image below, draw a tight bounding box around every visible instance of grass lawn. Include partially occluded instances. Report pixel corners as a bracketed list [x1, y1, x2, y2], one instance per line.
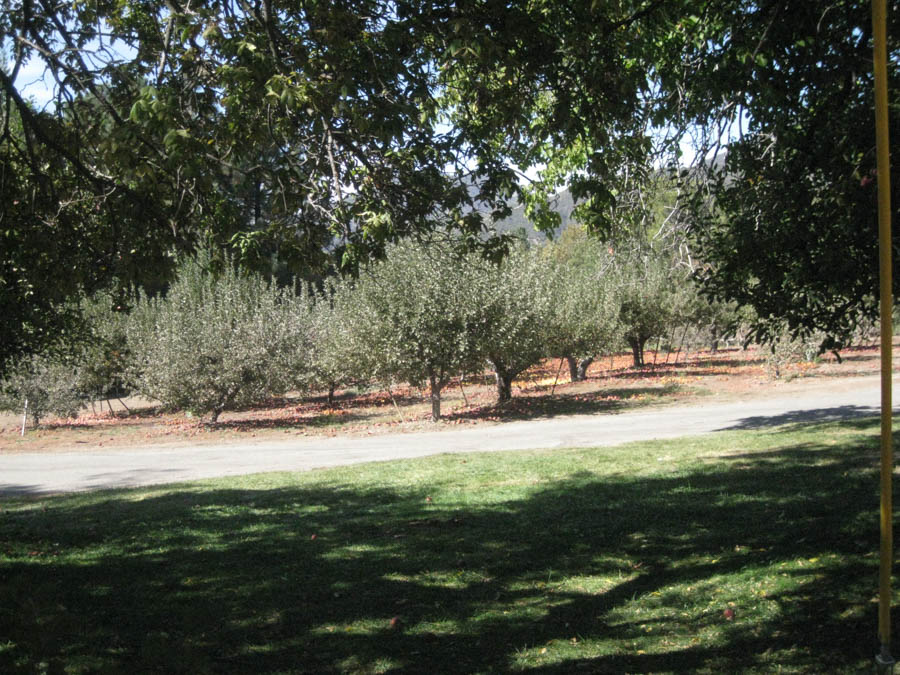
[1, 417, 896, 673]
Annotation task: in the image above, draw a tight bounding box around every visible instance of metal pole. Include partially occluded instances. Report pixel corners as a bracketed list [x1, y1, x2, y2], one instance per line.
[872, 0, 894, 671]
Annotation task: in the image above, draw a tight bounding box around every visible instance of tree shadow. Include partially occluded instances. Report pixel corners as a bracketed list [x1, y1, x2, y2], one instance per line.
[441, 386, 682, 422]
[0, 423, 890, 673]
[601, 359, 764, 382]
[722, 405, 885, 431]
[38, 403, 166, 430]
[209, 409, 371, 432]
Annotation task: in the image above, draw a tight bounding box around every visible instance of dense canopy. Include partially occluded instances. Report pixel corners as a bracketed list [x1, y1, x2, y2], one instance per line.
[2, 0, 898, 369]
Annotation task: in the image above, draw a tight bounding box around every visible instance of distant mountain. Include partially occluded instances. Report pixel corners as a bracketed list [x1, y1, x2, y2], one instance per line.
[489, 188, 578, 242]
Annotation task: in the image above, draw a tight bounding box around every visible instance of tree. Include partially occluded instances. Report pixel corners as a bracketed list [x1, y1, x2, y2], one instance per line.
[543, 228, 620, 381]
[1, 0, 520, 371]
[0, 351, 88, 427]
[472, 245, 555, 403]
[306, 277, 367, 405]
[0, 96, 163, 375]
[434, 0, 900, 345]
[125, 253, 307, 423]
[613, 243, 697, 368]
[69, 294, 132, 407]
[0, 292, 131, 426]
[664, 1, 900, 345]
[690, 298, 754, 354]
[432, 1, 688, 238]
[7, 0, 893, 363]
[348, 241, 484, 421]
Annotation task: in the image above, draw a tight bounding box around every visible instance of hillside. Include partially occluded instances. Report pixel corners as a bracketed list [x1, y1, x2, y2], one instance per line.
[488, 188, 578, 241]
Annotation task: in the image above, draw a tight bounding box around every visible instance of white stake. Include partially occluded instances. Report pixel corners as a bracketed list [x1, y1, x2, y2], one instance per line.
[20, 398, 28, 436]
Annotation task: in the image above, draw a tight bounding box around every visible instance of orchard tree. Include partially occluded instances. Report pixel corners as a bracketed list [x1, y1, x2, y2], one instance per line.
[543, 229, 620, 381]
[0, 350, 88, 427]
[613, 244, 696, 368]
[125, 253, 308, 423]
[350, 241, 484, 421]
[0, 292, 132, 425]
[472, 245, 555, 403]
[690, 298, 755, 354]
[69, 294, 132, 406]
[306, 277, 368, 404]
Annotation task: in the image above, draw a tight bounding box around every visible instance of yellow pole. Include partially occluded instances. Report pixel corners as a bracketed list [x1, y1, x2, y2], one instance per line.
[873, 0, 894, 670]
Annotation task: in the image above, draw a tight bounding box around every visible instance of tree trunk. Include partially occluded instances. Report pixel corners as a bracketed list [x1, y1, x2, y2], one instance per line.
[673, 325, 689, 365]
[495, 369, 514, 403]
[566, 356, 579, 382]
[429, 373, 442, 421]
[327, 382, 336, 405]
[577, 357, 594, 381]
[629, 338, 645, 367]
[566, 356, 595, 382]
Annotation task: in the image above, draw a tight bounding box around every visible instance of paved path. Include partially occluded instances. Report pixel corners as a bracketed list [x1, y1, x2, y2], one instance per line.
[1, 375, 895, 495]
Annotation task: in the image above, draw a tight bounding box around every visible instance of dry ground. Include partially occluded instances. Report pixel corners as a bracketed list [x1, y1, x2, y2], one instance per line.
[1, 341, 893, 454]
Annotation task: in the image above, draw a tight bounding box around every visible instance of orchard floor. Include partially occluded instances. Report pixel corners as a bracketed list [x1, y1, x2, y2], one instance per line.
[0, 342, 894, 455]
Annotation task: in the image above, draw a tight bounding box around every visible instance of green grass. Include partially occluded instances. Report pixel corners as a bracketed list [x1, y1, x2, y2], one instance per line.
[1, 417, 896, 673]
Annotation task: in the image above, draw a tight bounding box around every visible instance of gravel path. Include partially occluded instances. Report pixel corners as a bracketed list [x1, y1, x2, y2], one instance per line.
[1, 374, 895, 495]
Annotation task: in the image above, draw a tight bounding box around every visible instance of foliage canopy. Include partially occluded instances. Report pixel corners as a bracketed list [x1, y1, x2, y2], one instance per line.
[3, 0, 897, 367]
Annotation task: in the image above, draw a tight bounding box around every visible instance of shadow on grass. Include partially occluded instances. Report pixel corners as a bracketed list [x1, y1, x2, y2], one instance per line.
[0, 420, 891, 673]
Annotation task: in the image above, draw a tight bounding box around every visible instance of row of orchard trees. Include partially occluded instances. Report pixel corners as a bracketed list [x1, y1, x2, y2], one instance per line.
[1, 233, 736, 425]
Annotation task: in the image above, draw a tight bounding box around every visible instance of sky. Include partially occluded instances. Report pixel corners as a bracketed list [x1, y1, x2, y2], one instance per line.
[10, 59, 55, 108]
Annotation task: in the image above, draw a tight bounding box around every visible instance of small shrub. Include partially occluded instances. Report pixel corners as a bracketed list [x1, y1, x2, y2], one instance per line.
[763, 328, 827, 379]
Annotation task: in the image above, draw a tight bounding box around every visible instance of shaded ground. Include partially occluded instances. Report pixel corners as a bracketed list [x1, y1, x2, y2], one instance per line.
[0, 419, 893, 673]
[0, 342, 892, 454]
